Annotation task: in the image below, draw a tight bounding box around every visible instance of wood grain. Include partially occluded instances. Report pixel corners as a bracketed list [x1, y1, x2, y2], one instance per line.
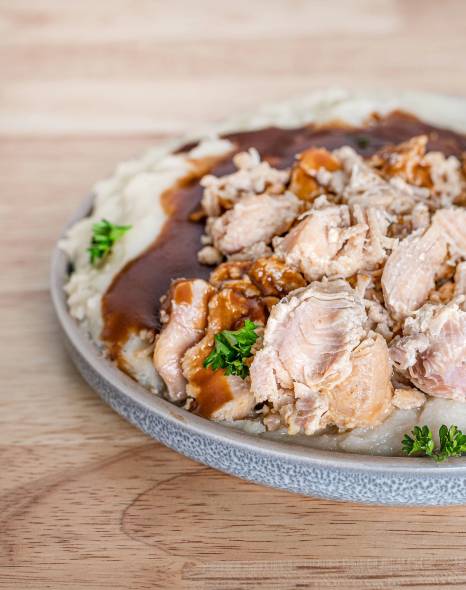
[2, 1, 466, 588]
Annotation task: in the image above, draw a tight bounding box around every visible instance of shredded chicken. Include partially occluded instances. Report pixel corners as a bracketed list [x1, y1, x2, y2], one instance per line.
[381, 223, 447, 320]
[390, 301, 466, 401]
[370, 135, 463, 206]
[323, 334, 393, 431]
[250, 280, 366, 434]
[289, 147, 344, 201]
[392, 387, 426, 410]
[153, 132, 466, 436]
[153, 279, 214, 402]
[209, 192, 301, 260]
[182, 285, 267, 420]
[274, 205, 365, 280]
[248, 256, 307, 297]
[200, 148, 289, 217]
[455, 262, 466, 298]
[433, 208, 466, 258]
[370, 136, 432, 186]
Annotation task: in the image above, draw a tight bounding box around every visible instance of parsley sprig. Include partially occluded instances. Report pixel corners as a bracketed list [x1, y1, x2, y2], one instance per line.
[402, 425, 466, 462]
[88, 219, 131, 265]
[203, 319, 258, 379]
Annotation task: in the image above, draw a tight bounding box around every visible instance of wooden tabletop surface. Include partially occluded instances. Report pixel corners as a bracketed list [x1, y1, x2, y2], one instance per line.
[2, 2, 466, 588]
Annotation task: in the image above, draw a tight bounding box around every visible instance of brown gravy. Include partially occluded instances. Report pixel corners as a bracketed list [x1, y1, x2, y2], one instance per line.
[102, 111, 466, 356]
[189, 367, 234, 419]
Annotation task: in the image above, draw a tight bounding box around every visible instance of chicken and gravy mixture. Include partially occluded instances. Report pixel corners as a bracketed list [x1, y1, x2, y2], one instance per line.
[62, 106, 466, 455]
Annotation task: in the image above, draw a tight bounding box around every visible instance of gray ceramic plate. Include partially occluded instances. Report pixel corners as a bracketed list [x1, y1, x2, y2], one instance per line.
[51, 91, 466, 505]
[51, 195, 466, 506]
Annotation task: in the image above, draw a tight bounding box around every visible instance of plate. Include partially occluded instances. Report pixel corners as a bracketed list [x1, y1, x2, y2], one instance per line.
[51, 90, 466, 505]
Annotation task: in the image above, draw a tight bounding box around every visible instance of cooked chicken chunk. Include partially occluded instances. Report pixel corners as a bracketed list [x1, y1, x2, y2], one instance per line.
[153, 279, 214, 402]
[390, 301, 466, 400]
[370, 135, 432, 187]
[455, 261, 466, 298]
[363, 295, 395, 341]
[250, 280, 366, 434]
[274, 204, 389, 281]
[353, 204, 396, 266]
[424, 151, 464, 205]
[209, 260, 253, 286]
[182, 286, 267, 420]
[182, 335, 255, 421]
[392, 387, 426, 410]
[289, 147, 343, 201]
[370, 135, 463, 206]
[274, 205, 363, 280]
[338, 145, 391, 197]
[337, 145, 430, 233]
[323, 334, 393, 431]
[200, 148, 289, 217]
[433, 208, 466, 258]
[197, 245, 223, 266]
[248, 256, 306, 297]
[381, 223, 447, 320]
[207, 257, 304, 315]
[209, 192, 301, 259]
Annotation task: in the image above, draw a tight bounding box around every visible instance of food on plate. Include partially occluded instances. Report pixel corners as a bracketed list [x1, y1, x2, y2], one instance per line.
[60, 92, 466, 457]
[402, 424, 466, 461]
[88, 219, 132, 266]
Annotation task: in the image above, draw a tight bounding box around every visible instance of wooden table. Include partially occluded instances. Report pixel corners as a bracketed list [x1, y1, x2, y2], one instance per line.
[2, 2, 466, 588]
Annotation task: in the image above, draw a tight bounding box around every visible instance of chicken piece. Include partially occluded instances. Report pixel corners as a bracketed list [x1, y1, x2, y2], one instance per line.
[182, 336, 255, 421]
[387, 213, 427, 242]
[208, 258, 302, 310]
[336, 145, 429, 225]
[456, 155, 466, 205]
[455, 261, 466, 298]
[433, 208, 466, 258]
[364, 296, 395, 341]
[209, 192, 301, 259]
[370, 135, 431, 187]
[423, 151, 463, 205]
[153, 279, 214, 402]
[182, 287, 267, 420]
[337, 145, 394, 199]
[289, 147, 343, 201]
[353, 204, 397, 267]
[273, 205, 354, 280]
[390, 302, 466, 401]
[209, 260, 254, 286]
[250, 280, 366, 435]
[207, 260, 261, 299]
[274, 204, 378, 281]
[381, 223, 447, 320]
[392, 387, 426, 410]
[200, 148, 289, 217]
[197, 245, 223, 266]
[429, 281, 455, 305]
[323, 334, 393, 431]
[248, 256, 306, 297]
[371, 135, 463, 206]
[409, 202, 431, 231]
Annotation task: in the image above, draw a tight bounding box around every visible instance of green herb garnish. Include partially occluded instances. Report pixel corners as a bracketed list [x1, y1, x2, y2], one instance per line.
[88, 219, 131, 265]
[402, 425, 466, 462]
[203, 319, 258, 379]
[355, 135, 370, 149]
